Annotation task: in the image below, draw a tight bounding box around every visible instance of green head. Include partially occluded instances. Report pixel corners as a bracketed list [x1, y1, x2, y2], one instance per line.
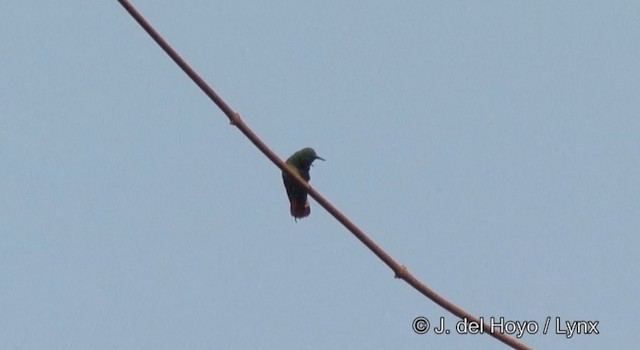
[286, 147, 325, 169]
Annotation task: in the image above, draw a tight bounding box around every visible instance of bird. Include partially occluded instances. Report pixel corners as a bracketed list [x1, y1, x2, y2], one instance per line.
[282, 147, 324, 221]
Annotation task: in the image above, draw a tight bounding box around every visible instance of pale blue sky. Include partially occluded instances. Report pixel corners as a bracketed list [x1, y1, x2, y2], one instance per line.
[1, 1, 638, 349]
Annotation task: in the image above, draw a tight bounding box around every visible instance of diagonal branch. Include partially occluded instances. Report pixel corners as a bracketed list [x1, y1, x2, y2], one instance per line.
[116, 1, 532, 349]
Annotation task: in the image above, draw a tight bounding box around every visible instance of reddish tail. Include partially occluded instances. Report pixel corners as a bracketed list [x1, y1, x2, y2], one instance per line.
[290, 199, 310, 220]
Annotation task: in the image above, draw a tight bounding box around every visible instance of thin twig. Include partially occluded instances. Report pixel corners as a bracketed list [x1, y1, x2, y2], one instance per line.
[116, 1, 532, 349]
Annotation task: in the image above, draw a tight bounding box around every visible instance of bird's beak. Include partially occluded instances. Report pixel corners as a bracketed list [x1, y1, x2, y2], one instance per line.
[315, 156, 325, 161]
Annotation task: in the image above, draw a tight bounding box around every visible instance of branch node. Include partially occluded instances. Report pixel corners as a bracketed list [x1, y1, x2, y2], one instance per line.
[394, 265, 409, 279]
[230, 112, 241, 126]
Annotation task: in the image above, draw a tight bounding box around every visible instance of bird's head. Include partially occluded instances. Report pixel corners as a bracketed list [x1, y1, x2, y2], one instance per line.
[300, 147, 325, 162]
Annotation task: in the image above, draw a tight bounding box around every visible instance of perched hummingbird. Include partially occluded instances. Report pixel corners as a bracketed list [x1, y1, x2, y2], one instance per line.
[282, 147, 324, 220]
